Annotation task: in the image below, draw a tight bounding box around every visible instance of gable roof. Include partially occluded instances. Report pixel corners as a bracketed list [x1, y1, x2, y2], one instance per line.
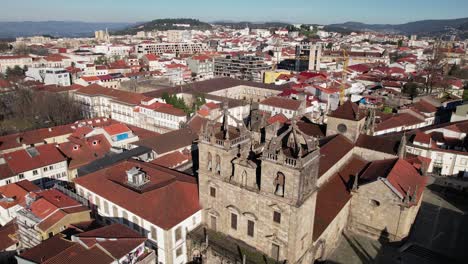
[134, 128, 197, 155]
[260, 97, 302, 111]
[2, 144, 66, 175]
[313, 156, 368, 241]
[319, 134, 355, 177]
[328, 100, 365, 121]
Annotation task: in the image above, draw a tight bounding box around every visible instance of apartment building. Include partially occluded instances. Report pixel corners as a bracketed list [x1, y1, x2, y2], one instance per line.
[406, 121, 468, 177]
[25, 67, 71, 86]
[0, 55, 32, 73]
[166, 30, 192, 43]
[138, 101, 187, 132]
[0, 144, 68, 188]
[136, 42, 209, 56]
[0, 180, 41, 226]
[186, 55, 214, 80]
[16, 224, 154, 264]
[74, 84, 148, 124]
[74, 160, 202, 264]
[214, 55, 271, 82]
[15, 188, 91, 249]
[259, 97, 308, 119]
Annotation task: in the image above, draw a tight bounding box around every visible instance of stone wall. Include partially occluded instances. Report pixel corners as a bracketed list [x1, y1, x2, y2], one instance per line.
[353, 147, 396, 161]
[326, 116, 366, 143]
[348, 180, 420, 240]
[313, 201, 351, 261]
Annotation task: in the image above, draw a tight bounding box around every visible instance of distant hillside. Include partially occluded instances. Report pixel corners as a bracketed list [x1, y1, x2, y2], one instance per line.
[0, 21, 132, 38]
[329, 17, 468, 38]
[114, 18, 212, 35]
[212, 21, 291, 29]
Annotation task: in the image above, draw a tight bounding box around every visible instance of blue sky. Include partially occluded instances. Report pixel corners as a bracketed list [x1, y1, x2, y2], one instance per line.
[1, 0, 467, 24]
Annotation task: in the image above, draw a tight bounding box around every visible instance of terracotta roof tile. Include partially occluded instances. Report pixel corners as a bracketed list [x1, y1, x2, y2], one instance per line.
[328, 101, 366, 121]
[74, 160, 200, 230]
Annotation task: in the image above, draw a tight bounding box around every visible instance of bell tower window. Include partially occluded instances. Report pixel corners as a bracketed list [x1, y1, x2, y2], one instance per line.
[215, 155, 221, 175]
[207, 152, 212, 171]
[274, 172, 285, 197]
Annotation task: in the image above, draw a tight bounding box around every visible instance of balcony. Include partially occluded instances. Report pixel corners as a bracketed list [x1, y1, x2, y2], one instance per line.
[136, 249, 156, 264]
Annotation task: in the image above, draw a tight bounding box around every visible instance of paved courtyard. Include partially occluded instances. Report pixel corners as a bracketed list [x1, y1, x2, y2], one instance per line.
[324, 183, 468, 264]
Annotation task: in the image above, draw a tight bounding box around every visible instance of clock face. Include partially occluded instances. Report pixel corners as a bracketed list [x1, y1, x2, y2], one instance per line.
[337, 123, 348, 133]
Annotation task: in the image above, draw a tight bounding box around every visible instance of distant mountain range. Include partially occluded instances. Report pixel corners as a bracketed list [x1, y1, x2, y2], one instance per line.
[0, 21, 132, 38]
[329, 17, 468, 37]
[1, 17, 467, 39]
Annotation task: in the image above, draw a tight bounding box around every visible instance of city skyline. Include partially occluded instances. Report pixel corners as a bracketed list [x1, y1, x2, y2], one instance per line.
[1, 0, 468, 24]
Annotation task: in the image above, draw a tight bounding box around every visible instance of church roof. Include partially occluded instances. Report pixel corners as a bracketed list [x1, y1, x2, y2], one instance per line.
[328, 100, 366, 121]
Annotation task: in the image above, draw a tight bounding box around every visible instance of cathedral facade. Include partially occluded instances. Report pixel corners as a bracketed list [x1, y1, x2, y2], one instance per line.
[187, 102, 427, 264]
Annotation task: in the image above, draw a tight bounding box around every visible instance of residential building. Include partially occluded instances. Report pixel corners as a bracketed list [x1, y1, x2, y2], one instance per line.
[259, 97, 307, 119]
[0, 180, 40, 225]
[25, 67, 71, 86]
[186, 55, 214, 80]
[136, 42, 208, 56]
[16, 188, 91, 249]
[0, 144, 68, 188]
[406, 121, 468, 177]
[0, 55, 32, 73]
[74, 160, 202, 264]
[214, 55, 271, 82]
[138, 101, 187, 132]
[167, 30, 192, 43]
[16, 224, 154, 264]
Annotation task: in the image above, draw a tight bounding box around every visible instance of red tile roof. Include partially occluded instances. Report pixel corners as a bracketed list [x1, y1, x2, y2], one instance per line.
[313, 156, 368, 241]
[81, 76, 101, 82]
[328, 100, 365, 121]
[103, 123, 131, 136]
[0, 180, 40, 209]
[76, 84, 149, 105]
[28, 189, 90, 230]
[76, 224, 146, 259]
[19, 235, 76, 263]
[413, 132, 431, 145]
[2, 144, 66, 175]
[411, 100, 437, 114]
[375, 113, 423, 132]
[319, 134, 355, 177]
[0, 118, 115, 153]
[134, 128, 197, 154]
[267, 113, 288, 125]
[74, 160, 200, 229]
[386, 159, 427, 203]
[260, 97, 302, 111]
[150, 151, 191, 169]
[58, 134, 112, 169]
[0, 221, 17, 251]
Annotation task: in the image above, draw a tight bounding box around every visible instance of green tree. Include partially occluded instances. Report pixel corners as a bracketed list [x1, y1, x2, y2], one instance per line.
[402, 82, 420, 99]
[397, 39, 403, 48]
[0, 42, 10, 52]
[6, 65, 25, 78]
[94, 56, 109, 65]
